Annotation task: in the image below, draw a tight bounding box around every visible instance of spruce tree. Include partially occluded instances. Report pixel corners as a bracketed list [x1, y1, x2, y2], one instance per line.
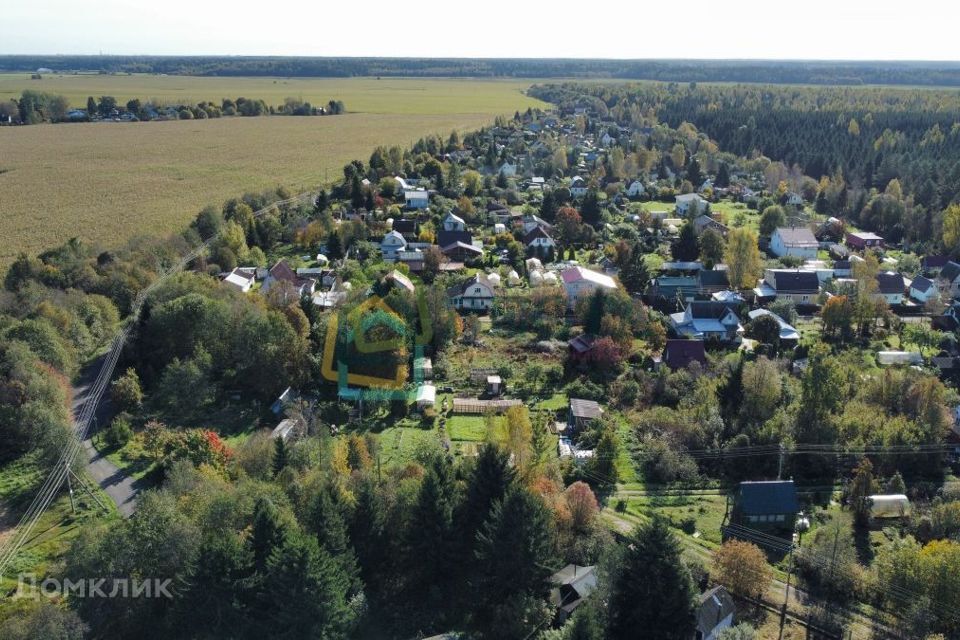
[272, 437, 288, 477]
[263, 534, 354, 638]
[474, 487, 556, 634]
[306, 484, 361, 594]
[457, 444, 515, 558]
[327, 230, 344, 260]
[619, 242, 650, 294]
[250, 497, 287, 572]
[607, 517, 696, 640]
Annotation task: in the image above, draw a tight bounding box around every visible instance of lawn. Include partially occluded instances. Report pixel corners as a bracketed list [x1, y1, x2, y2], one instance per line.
[446, 415, 489, 442]
[620, 492, 730, 546]
[0, 76, 548, 266]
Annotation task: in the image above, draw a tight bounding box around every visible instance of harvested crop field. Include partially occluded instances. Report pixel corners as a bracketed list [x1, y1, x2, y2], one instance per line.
[0, 77, 547, 264]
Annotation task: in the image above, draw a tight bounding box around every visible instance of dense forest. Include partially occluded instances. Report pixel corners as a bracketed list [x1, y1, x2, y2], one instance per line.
[4, 55, 960, 85]
[530, 82, 960, 248]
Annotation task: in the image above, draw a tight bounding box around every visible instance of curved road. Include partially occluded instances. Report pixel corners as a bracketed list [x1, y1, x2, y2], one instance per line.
[72, 358, 139, 517]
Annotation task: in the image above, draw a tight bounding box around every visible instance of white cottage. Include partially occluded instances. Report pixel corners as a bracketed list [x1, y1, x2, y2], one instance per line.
[380, 230, 408, 261]
[561, 267, 617, 307]
[448, 273, 496, 311]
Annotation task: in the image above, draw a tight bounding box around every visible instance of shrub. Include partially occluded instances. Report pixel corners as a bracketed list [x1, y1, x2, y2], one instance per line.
[103, 414, 133, 449]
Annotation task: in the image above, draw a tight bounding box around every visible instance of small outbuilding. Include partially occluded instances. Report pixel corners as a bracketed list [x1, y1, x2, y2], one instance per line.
[415, 384, 436, 408]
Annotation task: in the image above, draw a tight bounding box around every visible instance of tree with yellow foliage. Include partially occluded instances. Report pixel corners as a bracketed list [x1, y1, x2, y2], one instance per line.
[724, 227, 762, 289]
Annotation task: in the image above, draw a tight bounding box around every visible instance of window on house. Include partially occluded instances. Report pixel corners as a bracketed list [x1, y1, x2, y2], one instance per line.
[775, 514, 785, 522]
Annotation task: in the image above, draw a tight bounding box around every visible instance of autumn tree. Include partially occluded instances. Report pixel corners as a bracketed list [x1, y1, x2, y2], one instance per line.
[724, 228, 762, 289]
[712, 539, 772, 599]
[821, 295, 854, 341]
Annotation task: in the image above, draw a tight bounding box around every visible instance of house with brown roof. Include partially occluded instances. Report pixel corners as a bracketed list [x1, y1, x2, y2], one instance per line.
[663, 339, 707, 370]
[261, 260, 316, 297]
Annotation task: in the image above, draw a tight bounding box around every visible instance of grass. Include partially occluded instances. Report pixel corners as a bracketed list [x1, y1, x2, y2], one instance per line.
[618, 492, 729, 546]
[0, 76, 547, 266]
[376, 424, 440, 469]
[0, 453, 117, 600]
[446, 415, 489, 442]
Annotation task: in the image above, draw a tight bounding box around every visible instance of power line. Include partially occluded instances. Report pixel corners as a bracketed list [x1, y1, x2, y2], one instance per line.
[0, 191, 316, 578]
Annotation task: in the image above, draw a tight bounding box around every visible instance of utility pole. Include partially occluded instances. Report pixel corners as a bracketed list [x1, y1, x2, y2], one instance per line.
[779, 541, 795, 639]
[778, 443, 785, 480]
[65, 462, 76, 514]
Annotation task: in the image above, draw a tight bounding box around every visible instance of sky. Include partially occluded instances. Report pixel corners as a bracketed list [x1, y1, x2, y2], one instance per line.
[3, 0, 959, 61]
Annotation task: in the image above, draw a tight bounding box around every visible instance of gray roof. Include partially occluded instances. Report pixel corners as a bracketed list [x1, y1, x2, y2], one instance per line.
[570, 398, 603, 420]
[876, 272, 906, 295]
[688, 301, 739, 321]
[912, 275, 935, 293]
[775, 227, 818, 246]
[941, 261, 960, 284]
[738, 480, 800, 515]
[771, 270, 820, 293]
[697, 586, 736, 636]
[698, 269, 730, 287]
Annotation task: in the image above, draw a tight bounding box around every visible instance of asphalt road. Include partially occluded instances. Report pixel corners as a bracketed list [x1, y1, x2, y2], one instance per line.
[72, 357, 139, 517]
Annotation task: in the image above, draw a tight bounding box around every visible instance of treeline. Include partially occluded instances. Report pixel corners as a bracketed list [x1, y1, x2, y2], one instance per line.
[2, 91, 346, 124]
[4, 56, 960, 85]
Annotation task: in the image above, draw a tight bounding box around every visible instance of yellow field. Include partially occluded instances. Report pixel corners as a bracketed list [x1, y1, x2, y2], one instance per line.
[0, 77, 547, 264]
[0, 74, 544, 115]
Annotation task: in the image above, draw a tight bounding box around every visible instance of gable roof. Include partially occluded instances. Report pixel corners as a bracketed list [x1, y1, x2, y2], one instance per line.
[940, 261, 960, 283]
[688, 301, 739, 320]
[443, 212, 466, 226]
[698, 269, 730, 287]
[448, 273, 493, 297]
[770, 270, 820, 293]
[774, 227, 818, 247]
[523, 226, 554, 245]
[569, 398, 603, 420]
[385, 270, 415, 293]
[923, 255, 950, 270]
[392, 219, 417, 234]
[663, 339, 707, 370]
[441, 241, 483, 256]
[697, 587, 736, 636]
[568, 334, 597, 355]
[561, 266, 617, 289]
[694, 214, 728, 232]
[269, 259, 298, 282]
[738, 480, 800, 515]
[437, 230, 472, 248]
[911, 275, 935, 293]
[382, 230, 407, 245]
[876, 272, 906, 295]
